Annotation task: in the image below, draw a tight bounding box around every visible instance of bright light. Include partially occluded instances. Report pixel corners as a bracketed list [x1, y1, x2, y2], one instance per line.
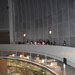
[42, 71, 45, 74]
[49, 30, 52, 34]
[11, 54, 15, 57]
[50, 62, 54, 66]
[26, 55, 29, 59]
[41, 59, 45, 63]
[19, 54, 24, 58]
[23, 33, 26, 37]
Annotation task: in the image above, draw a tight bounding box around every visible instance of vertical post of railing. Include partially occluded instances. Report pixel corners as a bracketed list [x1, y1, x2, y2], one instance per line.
[63, 63, 66, 75]
[30, 52, 32, 61]
[45, 55, 47, 65]
[15, 50, 17, 57]
[63, 58, 67, 75]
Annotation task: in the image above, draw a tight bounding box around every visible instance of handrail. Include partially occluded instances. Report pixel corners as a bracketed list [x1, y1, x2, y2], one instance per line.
[0, 44, 75, 68]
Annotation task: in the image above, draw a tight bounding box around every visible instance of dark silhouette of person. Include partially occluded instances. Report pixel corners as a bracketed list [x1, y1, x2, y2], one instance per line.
[53, 41, 56, 45]
[63, 40, 66, 46]
[46, 40, 50, 45]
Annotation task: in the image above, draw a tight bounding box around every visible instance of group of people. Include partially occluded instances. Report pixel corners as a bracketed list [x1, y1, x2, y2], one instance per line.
[18, 39, 56, 45]
[18, 40, 66, 46]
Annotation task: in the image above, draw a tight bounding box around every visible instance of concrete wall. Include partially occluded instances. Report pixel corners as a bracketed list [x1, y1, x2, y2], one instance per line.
[12, 0, 75, 47]
[0, 44, 75, 68]
[1, 0, 75, 47]
[0, 0, 9, 31]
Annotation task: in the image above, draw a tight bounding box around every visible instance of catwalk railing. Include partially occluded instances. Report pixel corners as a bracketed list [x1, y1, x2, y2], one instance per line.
[0, 44, 75, 68]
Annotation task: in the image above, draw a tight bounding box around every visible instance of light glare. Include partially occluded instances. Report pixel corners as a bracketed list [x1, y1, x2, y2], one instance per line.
[49, 30, 52, 34]
[23, 33, 26, 37]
